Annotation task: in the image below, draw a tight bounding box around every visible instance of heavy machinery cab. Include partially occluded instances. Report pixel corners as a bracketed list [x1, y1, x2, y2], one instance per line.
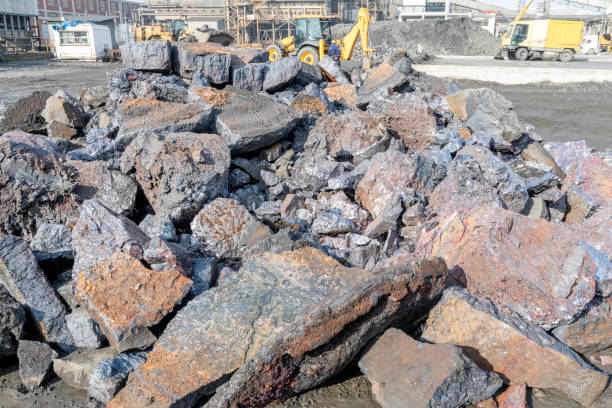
[268, 7, 372, 66]
[510, 23, 529, 46]
[293, 16, 333, 49]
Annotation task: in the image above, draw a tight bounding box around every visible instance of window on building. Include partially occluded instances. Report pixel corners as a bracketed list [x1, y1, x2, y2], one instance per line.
[59, 30, 89, 45]
[75, 0, 84, 9]
[48, 0, 57, 8]
[99, 1, 106, 14]
[61, 0, 70, 8]
[88, 0, 96, 12]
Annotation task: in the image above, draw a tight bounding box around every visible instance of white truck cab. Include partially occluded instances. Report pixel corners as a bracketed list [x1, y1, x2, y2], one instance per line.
[581, 35, 599, 54]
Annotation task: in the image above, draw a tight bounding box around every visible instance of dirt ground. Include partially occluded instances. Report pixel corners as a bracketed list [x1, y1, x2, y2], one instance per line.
[453, 79, 612, 152]
[0, 59, 114, 122]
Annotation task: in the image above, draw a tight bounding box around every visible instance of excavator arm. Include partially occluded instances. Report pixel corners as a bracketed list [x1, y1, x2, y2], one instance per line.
[339, 7, 373, 61]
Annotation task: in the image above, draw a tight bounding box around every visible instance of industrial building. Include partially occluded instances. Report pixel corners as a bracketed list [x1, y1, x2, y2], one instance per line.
[0, 0, 41, 52]
[36, 0, 141, 21]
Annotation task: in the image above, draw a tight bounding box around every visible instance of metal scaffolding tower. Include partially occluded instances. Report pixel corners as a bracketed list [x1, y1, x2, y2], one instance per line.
[225, 0, 328, 44]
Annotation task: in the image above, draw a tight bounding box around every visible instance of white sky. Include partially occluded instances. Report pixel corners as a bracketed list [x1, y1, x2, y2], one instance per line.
[479, 0, 603, 11]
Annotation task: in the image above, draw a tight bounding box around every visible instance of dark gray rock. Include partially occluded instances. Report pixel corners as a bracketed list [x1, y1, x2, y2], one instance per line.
[447, 88, 523, 144]
[509, 159, 562, 194]
[228, 168, 251, 189]
[189, 258, 217, 297]
[66, 308, 105, 349]
[176, 49, 231, 83]
[189, 70, 211, 89]
[429, 144, 529, 215]
[30, 223, 73, 261]
[297, 62, 324, 85]
[229, 184, 265, 211]
[232, 64, 265, 92]
[0, 236, 74, 351]
[357, 63, 410, 108]
[290, 154, 343, 192]
[190, 198, 272, 260]
[263, 57, 303, 92]
[106, 68, 142, 104]
[138, 214, 177, 242]
[214, 91, 305, 154]
[115, 100, 214, 153]
[311, 211, 357, 235]
[0, 285, 26, 357]
[120, 40, 172, 73]
[72, 161, 139, 216]
[0, 131, 81, 239]
[120, 132, 230, 227]
[89, 351, 148, 404]
[17, 340, 58, 390]
[72, 199, 150, 281]
[364, 203, 403, 239]
[317, 56, 350, 85]
[131, 74, 188, 103]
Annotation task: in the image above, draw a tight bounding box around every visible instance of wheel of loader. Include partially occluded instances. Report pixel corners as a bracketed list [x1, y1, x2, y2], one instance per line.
[559, 49, 574, 62]
[507, 51, 516, 60]
[267, 45, 282, 62]
[515, 47, 528, 61]
[298, 46, 319, 65]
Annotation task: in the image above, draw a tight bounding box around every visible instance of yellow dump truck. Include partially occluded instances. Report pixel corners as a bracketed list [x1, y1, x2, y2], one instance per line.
[499, 19, 584, 62]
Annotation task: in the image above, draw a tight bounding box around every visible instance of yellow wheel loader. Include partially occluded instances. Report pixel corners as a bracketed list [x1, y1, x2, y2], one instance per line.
[267, 7, 374, 66]
[133, 20, 234, 45]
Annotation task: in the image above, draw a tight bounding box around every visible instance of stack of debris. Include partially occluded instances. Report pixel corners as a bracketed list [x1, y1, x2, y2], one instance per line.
[332, 16, 501, 66]
[0, 39, 610, 408]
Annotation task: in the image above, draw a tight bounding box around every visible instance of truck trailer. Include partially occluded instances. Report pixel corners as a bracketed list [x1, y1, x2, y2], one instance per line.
[499, 19, 584, 62]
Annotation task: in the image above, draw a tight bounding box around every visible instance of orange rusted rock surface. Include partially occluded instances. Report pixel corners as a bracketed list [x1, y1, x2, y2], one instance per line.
[321, 110, 389, 164]
[189, 87, 229, 107]
[109, 249, 448, 408]
[476, 398, 498, 408]
[367, 93, 438, 151]
[358, 328, 501, 408]
[497, 384, 527, 408]
[323, 83, 357, 107]
[563, 154, 612, 223]
[291, 93, 328, 115]
[415, 207, 599, 328]
[76, 252, 192, 352]
[422, 288, 609, 407]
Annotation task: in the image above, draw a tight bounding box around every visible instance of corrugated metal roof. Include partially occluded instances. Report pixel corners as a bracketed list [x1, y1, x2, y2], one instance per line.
[0, 0, 38, 16]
